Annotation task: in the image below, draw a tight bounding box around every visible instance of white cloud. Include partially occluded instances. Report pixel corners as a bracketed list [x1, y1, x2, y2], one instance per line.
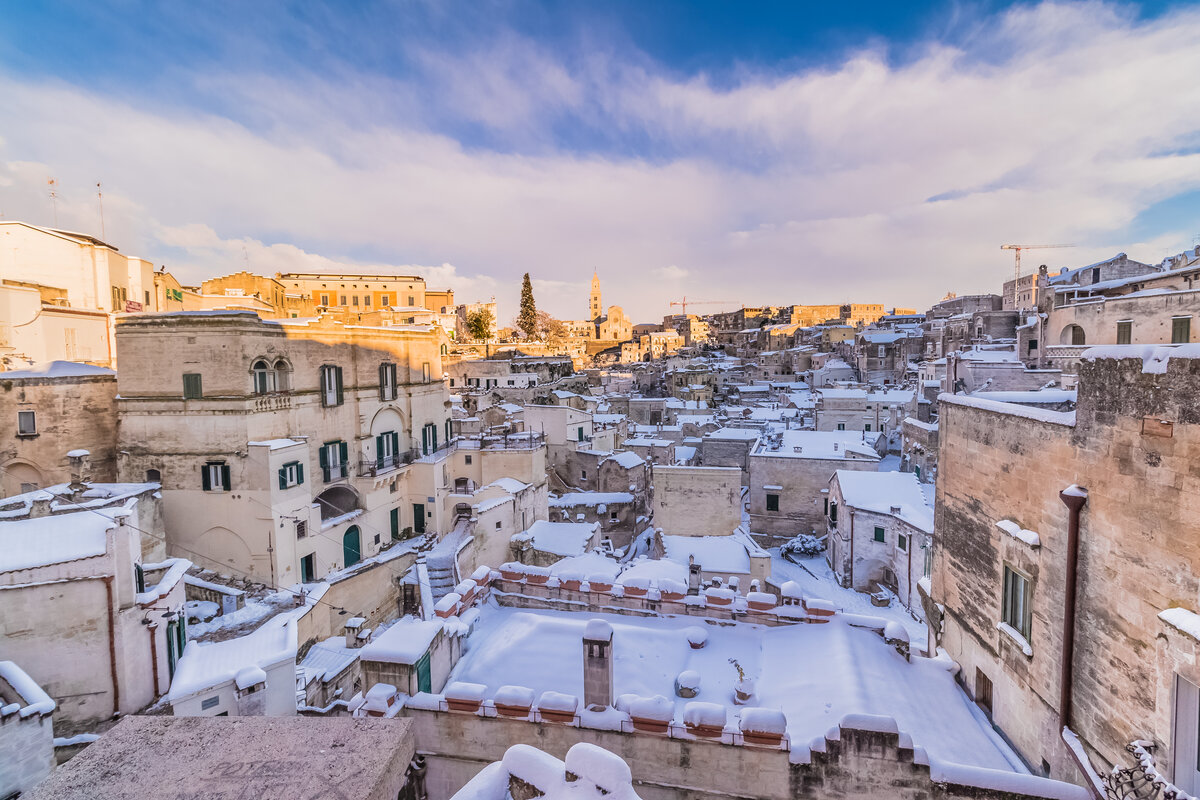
[1, 2, 1200, 322]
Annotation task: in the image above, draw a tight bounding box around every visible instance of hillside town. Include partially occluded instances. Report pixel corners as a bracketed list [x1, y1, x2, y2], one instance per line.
[2, 214, 1200, 800]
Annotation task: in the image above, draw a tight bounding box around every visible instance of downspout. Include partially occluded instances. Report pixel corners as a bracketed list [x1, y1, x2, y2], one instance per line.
[148, 622, 161, 696]
[1058, 485, 1101, 797]
[104, 575, 121, 716]
[848, 509, 856, 590]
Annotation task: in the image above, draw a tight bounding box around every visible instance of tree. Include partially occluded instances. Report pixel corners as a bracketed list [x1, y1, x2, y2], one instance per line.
[536, 310, 567, 341]
[517, 273, 538, 339]
[464, 308, 494, 341]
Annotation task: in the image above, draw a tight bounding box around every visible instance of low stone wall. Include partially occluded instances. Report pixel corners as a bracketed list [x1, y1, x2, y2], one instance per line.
[398, 707, 1083, 800]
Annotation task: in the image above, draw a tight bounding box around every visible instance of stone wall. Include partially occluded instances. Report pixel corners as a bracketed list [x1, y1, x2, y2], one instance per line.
[650, 466, 742, 537]
[933, 353, 1200, 787]
[0, 706, 54, 798]
[748, 454, 878, 539]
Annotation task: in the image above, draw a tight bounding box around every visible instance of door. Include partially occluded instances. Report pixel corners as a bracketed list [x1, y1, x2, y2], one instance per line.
[1174, 675, 1200, 793]
[416, 652, 432, 694]
[975, 668, 993, 717]
[413, 504, 425, 534]
[166, 619, 183, 678]
[300, 553, 315, 583]
[343, 526, 362, 567]
[390, 508, 400, 540]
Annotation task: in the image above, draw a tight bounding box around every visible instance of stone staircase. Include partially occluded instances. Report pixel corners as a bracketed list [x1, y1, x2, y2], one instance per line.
[421, 517, 474, 603]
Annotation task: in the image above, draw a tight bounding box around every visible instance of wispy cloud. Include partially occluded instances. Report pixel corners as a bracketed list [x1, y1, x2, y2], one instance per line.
[1, 2, 1199, 322]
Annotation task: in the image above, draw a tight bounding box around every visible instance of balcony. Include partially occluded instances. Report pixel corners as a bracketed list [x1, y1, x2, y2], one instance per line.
[357, 450, 417, 477]
[251, 393, 292, 413]
[457, 432, 546, 451]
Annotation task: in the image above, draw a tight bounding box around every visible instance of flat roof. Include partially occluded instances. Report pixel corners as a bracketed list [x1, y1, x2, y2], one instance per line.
[24, 716, 414, 800]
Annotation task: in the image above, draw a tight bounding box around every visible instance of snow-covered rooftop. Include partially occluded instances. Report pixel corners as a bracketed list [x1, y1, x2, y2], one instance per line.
[518, 520, 598, 557]
[834, 471, 933, 533]
[753, 429, 881, 461]
[0, 360, 116, 379]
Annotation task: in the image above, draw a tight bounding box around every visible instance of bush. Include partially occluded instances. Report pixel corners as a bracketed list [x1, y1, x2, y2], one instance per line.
[781, 534, 825, 559]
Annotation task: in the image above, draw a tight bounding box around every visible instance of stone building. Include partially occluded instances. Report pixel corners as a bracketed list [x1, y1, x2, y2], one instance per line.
[826, 469, 933, 613]
[931, 345, 1200, 792]
[0, 480, 187, 732]
[0, 361, 118, 495]
[0, 220, 160, 369]
[114, 310, 458, 585]
[650, 466, 742, 537]
[747, 429, 883, 541]
[815, 387, 913, 437]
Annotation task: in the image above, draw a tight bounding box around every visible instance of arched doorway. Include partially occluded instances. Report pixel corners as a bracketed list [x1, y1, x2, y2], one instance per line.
[343, 526, 362, 568]
[314, 485, 360, 521]
[1060, 324, 1086, 346]
[2, 461, 43, 496]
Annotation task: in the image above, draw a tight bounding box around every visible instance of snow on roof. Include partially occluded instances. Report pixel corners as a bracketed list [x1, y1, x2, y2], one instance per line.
[706, 427, 761, 441]
[0, 660, 56, 718]
[968, 390, 1075, 405]
[939, 394, 1076, 427]
[0, 498, 140, 572]
[1081, 343, 1200, 374]
[661, 535, 751, 573]
[484, 477, 532, 494]
[449, 606, 1037, 776]
[616, 557, 688, 587]
[0, 360, 116, 379]
[549, 552, 622, 581]
[247, 438, 305, 450]
[0, 482, 158, 519]
[520, 520, 598, 557]
[833, 471, 933, 533]
[601, 451, 645, 469]
[167, 611, 300, 701]
[954, 346, 1019, 363]
[753, 429, 881, 461]
[359, 617, 444, 665]
[549, 492, 634, 508]
[673, 446, 697, 464]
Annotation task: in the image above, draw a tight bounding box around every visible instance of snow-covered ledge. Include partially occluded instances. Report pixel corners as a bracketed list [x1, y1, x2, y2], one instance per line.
[996, 520, 1040, 548]
[1159, 607, 1200, 643]
[996, 621, 1033, 657]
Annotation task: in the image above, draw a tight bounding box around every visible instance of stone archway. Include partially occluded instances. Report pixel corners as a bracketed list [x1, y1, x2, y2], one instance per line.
[1, 460, 43, 496]
[1060, 324, 1086, 346]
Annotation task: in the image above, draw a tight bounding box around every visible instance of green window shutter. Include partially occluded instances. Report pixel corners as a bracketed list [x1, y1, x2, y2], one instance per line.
[279, 467, 287, 490]
[422, 426, 428, 453]
[392, 432, 400, 458]
[376, 435, 384, 468]
[335, 367, 344, 405]
[318, 446, 329, 469]
[201, 464, 211, 491]
[390, 508, 399, 539]
[378, 364, 385, 400]
[339, 441, 349, 467]
[431, 425, 438, 451]
[297, 463, 304, 485]
[220, 465, 231, 491]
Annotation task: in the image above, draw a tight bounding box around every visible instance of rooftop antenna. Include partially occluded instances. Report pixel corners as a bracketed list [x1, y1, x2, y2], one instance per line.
[47, 177, 58, 227]
[96, 182, 106, 240]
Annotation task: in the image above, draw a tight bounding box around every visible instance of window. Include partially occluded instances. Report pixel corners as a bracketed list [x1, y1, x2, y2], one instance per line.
[319, 441, 349, 481]
[339, 294, 347, 305]
[610, 511, 618, 522]
[352, 295, 359, 306]
[766, 493, 780, 512]
[379, 363, 398, 401]
[877, 345, 886, 358]
[252, 359, 276, 394]
[320, 365, 344, 407]
[836, 422, 846, 431]
[464, 454, 472, 465]
[864, 424, 871, 432]
[407, 295, 415, 306]
[146, 468, 161, 483]
[1027, 339, 1038, 353]
[365, 295, 372, 307]
[278, 460, 304, 489]
[829, 502, 837, 525]
[320, 293, 329, 306]
[381, 294, 390, 306]
[495, 521, 502, 530]
[1002, 565, 1033, 640]
[578, 426, 585, 442]
[273, 359, 290, 391]
[874, 526, 885, 543]
[914, 465, 922, 481]
[898, 533, 908, 551]
[376, 431, 400, 471]
[202, 461, 231, 492]
[183, 373, 203, 399]
[422, 362, 431, 382]
[296, 520, 307, 539]
[134, 562, 146, 594]
[580, 469, 588, 480]
[1173, 317, 1192, 344]
[16, 410, 36, 436]
[1116, 321, 1132, 345]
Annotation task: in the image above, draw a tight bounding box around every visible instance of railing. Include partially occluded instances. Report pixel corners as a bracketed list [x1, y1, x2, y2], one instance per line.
[457, 432, 546, 451]
[358, 451, 418, 477]
[322, 463, 351, 482]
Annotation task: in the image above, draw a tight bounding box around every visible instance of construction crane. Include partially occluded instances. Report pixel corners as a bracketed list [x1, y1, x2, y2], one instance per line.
[1000, 243, 1074, 309]
[669, 297, 736, 316]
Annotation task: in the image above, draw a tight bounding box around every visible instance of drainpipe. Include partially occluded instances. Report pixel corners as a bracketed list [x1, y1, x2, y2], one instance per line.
[148, 622, 161, 696]
[848, 509, 856, 590]
[1058, 485, 1088, 728]
[104, 575, 121, 716]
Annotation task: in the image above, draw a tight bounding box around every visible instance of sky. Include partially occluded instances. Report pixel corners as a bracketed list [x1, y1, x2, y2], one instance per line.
[1, 0, 1199, 323]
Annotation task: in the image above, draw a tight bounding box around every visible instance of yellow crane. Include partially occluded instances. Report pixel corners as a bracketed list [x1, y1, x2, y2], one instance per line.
[1000, 243, 1074, 309]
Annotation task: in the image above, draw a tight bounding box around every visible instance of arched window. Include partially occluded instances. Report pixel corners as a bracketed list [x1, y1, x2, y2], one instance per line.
[252, 359, 276, 395]
[273, 358, 291, 392]
[145, 468, 161, 483]
[440, 344, 448, 356]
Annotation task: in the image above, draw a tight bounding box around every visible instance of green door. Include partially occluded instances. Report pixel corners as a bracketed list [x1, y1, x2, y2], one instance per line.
[343, 526, 362, 567]
[416, 652, 432, 694]
[390, 508, 400, 540]
[413, 504, 425, 534]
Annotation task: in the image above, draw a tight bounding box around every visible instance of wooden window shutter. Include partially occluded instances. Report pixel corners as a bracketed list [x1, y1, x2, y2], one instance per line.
[339, 440, 348, 466]
[201, 463, 211, 491]
[335, 367, 344, 405]
[318, 445, 329, 470]
[376, 435, 384, 468]
[296, 463, 304, 484]
[220, 465, 231, 491]
[279, 467, 287, 490]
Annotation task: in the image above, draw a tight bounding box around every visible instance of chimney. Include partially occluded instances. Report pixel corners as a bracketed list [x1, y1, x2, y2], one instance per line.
[890, 505, 901, 515]
[344, 617, 366, 647]
[582, 619, 614, 710]
[67, 449, 91, 493]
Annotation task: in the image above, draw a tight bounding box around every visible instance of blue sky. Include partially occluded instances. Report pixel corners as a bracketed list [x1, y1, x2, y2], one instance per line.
[1, 1, 1198, 321]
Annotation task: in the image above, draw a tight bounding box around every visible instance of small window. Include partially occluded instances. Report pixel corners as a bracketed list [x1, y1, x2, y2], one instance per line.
[183, 373, 203, 399]
[16, 410, 36, 436]
[874, 526, 885, 543]
[464, 454, 472, 465]
[202, 461, 231, 492]
[319, 441, 349, 481]
[300, 553, 316, 583]
[829, 502, 838, 525]
[1027, 339, 1037, 353]
[352, 295, 359, 306]
[422, 362, 431, 382]
[766, 493, 779, 512]
[278, 461, 304, 489]
[296, 520, 307, 539]
[364, 296, 372, 307]
[898, 533, 908, 551]
[201, 696, 220, 711]
[1116, 321, 1131, 345]
[407, 295, 415, 306]
[495, 521, 502, 530]
[836, 422, 846, 431]
[320, 293, 329, 306]
[1002, 565, 1033, 640]
[864, 423, 871, 432]
[580, 469, 587, 480]
[320, 365, 344, 407]
[339, 294, 347, 305]
[381, 294, 390, 306]
[1172, 317, 1191, 344]
[379, 363, 398, 401]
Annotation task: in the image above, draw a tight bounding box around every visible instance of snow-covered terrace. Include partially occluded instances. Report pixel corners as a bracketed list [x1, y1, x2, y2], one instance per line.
[445, 605, 1032, 777]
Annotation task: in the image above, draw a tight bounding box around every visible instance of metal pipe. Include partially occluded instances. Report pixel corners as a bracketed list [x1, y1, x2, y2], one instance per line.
[848, 508, 856, 589]
[104, 575, 121, 716]
[1058, 485, 1088, 729]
